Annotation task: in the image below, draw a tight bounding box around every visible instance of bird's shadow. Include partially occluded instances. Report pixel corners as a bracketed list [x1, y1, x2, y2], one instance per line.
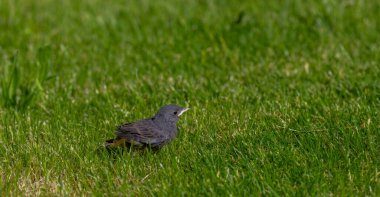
[95, 144, 159, 161]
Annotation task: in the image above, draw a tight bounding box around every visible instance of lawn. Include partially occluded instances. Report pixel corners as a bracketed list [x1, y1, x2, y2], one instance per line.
[1, 0, 379, 196]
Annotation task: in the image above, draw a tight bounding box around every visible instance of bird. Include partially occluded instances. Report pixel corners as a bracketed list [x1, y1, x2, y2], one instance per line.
[105, 104, 189, 150]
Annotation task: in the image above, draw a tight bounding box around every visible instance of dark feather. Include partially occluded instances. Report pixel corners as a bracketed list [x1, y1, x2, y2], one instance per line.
[105, 104, 187, 150]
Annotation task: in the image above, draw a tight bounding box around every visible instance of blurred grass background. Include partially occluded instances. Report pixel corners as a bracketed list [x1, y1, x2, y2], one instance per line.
[0, 0, 379, 196]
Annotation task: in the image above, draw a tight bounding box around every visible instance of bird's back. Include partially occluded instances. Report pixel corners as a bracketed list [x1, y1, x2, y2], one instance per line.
[115, 118, 175, 148]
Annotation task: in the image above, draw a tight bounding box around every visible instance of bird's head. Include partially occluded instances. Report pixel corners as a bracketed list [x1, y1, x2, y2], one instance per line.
[154, 104, 189, 123]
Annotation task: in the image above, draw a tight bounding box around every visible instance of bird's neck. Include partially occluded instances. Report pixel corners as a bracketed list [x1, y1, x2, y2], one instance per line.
[152, 116, 177, 134]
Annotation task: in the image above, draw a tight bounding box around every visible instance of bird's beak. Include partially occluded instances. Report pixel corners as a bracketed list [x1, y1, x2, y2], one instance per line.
[177, 108, 190, 117]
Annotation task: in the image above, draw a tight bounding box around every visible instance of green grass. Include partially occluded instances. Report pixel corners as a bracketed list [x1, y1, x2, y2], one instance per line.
[1, 0, 379, 195]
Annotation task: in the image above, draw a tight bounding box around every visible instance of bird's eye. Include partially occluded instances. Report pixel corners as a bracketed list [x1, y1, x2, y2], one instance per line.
[174, 111, 177, 115]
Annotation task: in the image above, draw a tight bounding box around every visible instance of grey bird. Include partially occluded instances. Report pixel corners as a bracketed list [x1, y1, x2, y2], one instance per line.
[105, 104, 189, 150]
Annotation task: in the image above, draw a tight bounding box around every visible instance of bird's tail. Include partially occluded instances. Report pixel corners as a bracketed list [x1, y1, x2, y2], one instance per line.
[105, 138, 128, 148]
[105, 139, 116, 148]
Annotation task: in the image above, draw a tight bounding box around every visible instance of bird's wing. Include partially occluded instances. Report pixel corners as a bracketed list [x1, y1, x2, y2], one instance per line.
[115, 119, 166, 146]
